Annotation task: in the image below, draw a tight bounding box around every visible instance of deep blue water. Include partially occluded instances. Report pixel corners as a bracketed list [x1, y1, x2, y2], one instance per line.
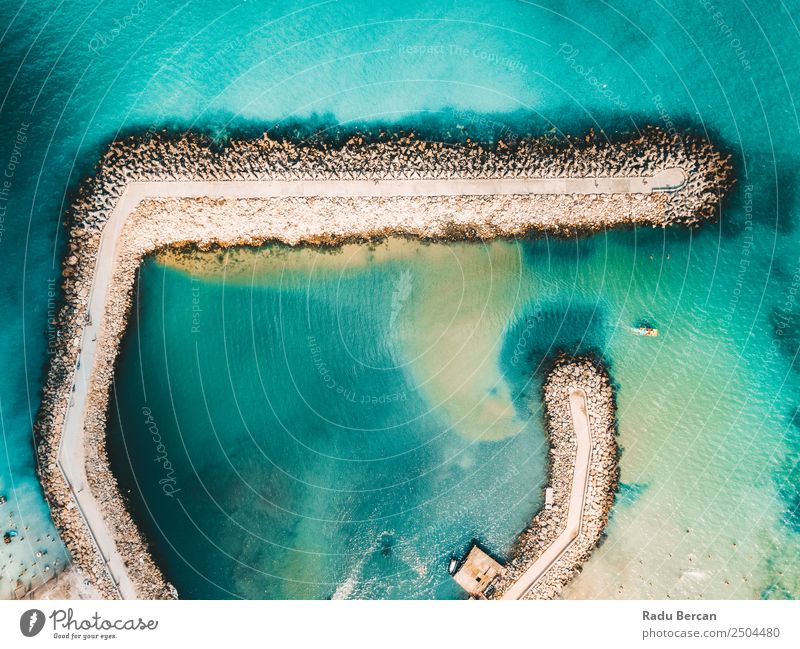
[1, 0, 799, 598]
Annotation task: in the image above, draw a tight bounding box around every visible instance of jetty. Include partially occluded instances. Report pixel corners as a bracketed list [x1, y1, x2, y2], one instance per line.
[450, 360, 615, 600]
[490, 357, 618, 600]
[33, 129, 731, 599]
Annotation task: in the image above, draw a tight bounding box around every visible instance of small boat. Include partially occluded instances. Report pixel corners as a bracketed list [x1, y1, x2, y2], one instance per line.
[632, 322, 659, 337]
[448, 556, 460, 575]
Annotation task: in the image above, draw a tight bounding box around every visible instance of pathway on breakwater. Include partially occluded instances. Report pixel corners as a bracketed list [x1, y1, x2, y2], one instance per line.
[59, 168, 683, 599]
[501, 389, 592, 600]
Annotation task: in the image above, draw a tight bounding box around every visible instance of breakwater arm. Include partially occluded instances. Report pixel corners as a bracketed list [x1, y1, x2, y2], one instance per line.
[493, 357, 618, 600]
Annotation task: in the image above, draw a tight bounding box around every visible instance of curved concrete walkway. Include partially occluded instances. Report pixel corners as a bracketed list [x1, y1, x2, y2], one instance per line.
[57, 170, 681, 599]
[501, 389, 593, 600]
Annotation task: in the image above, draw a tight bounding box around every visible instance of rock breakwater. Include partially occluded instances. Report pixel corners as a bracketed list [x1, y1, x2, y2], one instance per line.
[492, 356, 618, 599]
[34, 128, 728, 599]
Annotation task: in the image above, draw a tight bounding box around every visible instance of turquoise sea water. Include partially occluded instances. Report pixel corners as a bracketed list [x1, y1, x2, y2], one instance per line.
[1, 0, 799, 598]
[110, 241, 548, 598]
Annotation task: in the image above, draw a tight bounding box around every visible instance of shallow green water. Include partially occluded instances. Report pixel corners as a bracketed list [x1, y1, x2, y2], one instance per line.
[1, 0, 799, 598]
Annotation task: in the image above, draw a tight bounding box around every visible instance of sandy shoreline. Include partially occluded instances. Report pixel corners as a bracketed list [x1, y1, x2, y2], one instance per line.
[32, 128, 731, 599]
